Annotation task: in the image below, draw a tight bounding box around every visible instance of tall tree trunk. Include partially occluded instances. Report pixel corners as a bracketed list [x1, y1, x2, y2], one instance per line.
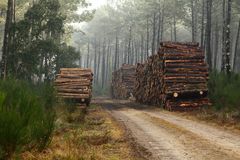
[221, 0, 226, 71]
[96, 40, 101, 85]
[146, 18, 149, 57]
[114, 35, 118, 71]
[206, 0, 212, 70]
[173, 15, 177, 42]
[152, 13, 156, 55]
[157, 11, 161, 49]
[171, 22, 173, 41]
[127, 26, 132, 64]
[135, 41, 139, 63]
[233, 19, 240, 72]
[94, 39, 97, 83]
[191, 0, 196, 42]
[1, 0, 13, 79]
[105, 41, 110, 84]
[101, 39, 106, 88]
[124, 40, 127, 64]
[78, 47, 81, 67]
[160, 2, 165, 42]
[141, 34, 144, 63]
[225, 0, 232, 75]
[116, 37, 119, 69]
[131, 39, 134, 64]
[214, 21, 219, 70]
[87, 42, 90, 68]
[201, 0, 205, 47]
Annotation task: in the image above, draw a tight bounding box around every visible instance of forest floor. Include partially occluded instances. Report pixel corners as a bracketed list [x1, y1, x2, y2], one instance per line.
[95, 97, 240, 160]
[21, 104, 143, 160]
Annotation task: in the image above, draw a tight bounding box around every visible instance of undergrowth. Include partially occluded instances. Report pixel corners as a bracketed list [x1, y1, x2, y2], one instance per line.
[203, 72, 240, 124]
[0, 79, 56, 159]
[93, 84, 110, 96]
[208, 72, 240, 112]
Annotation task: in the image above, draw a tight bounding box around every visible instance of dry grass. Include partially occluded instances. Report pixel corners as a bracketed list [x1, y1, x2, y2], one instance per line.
[20, 105, 136, 160]
[173, 107, 240, 133]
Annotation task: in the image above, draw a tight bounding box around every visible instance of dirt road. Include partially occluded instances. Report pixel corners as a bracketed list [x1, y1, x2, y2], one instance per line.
[94, 98, 240, 160]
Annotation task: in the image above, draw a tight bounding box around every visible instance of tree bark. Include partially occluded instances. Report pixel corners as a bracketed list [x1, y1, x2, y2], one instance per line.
[78, 47, 81, 67]
[101, 39, 106, 88]
[127, 26, 132, 64]
[214, 21, 219, 70]
[201, 0, 205, 47]
[114, 35, 118, 71]
[225, 0, 232, 75]
[160, 1, 165, 42]
[221, 0, 226, 71]
[105, 41, 110, 84]
[233, 19, 240, 72]
[173, 14, 177, 42]
[96, 39, 101, 84]
[1, 0, 14, 79]
[191, 0, 196, 42]
[152, 13, 156, 55]
[205, 0, 212, 70]
[87, 42, 90, 68]
[146, 18, 149, 57]
[157, 11, 161, 49]
[94, 39, 97, 83]
[141, 34, 144, 63]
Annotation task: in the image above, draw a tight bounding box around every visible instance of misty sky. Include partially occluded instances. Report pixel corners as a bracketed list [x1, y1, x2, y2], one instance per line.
[89, 0, 107, 8]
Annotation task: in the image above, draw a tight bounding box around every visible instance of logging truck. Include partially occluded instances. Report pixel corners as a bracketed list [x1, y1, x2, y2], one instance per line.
[54, 68, 93, 106]
[134, 42, 211, 111]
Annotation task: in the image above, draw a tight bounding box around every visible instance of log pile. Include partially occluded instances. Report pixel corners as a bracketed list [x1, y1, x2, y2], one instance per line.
[134, 42, 211, 110]
[55, 68, 93, 106]
[111, 64, 136, 99]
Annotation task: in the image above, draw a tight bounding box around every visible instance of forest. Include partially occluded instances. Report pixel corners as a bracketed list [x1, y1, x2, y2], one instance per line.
[77, 0, 240, 88]
[0, 0, 240, 159]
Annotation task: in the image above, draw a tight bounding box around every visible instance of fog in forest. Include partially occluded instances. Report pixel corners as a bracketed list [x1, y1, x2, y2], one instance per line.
[1, 0, 240, 159]
[70, 0, 240, 93]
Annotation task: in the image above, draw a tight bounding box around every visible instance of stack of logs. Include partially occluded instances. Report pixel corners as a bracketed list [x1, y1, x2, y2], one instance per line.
[112, 64, 136, 99]
[55, 68, 93, 106]
[134, 42, 211, 110]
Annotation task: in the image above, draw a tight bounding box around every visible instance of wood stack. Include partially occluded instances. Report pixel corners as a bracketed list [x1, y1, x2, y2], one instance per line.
[111, 64, 136, 99]
[134, 42, 211, 110]
[55, 68, 93, 106]
[134, 55, 162, 104]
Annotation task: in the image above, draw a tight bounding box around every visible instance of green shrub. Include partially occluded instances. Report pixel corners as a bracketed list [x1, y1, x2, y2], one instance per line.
[208, 72, 240, 111]
[0, 80, 55, 159]
[93, 84, 110, 96]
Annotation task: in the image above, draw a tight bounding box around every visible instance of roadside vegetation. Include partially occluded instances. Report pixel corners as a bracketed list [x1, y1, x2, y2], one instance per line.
[0, 80, 56, 159]
[0, 80, 137, 159]
[180, 72, 240, 129]
[207, 73, 240, 124]
[20, 105, 138, 160]
[209, 72, 240, 112]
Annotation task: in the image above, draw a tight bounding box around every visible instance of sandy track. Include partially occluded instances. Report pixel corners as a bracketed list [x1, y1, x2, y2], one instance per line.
[95, 98, 240, 160]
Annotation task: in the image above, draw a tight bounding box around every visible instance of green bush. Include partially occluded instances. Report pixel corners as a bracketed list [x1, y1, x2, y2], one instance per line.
[208, 72, 240, 111]
[0, 80, 55, 159]
[93, 84, 110, 96]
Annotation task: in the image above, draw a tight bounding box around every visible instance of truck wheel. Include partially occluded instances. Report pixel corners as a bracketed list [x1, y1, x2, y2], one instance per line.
[86, 100, 90, 107]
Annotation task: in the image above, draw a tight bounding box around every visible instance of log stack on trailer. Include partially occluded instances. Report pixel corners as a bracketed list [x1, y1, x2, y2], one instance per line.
[111, 64, 136, 99]
[55, 68, 93, 106]
[134, 42, 211, 110]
